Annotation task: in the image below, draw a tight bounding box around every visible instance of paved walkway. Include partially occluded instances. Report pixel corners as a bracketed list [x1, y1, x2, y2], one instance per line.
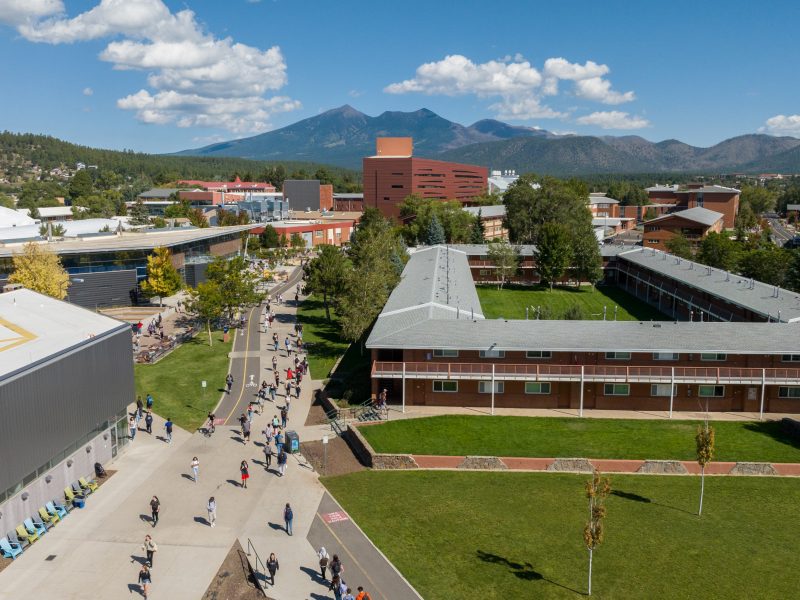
[0, 268, 419, 600]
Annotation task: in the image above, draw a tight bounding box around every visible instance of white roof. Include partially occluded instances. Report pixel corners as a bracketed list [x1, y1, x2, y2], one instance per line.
[646, 207, 723, 227]
[0, 219, 120, 242]
[463, 205, 506, 218]
[588, 194, 620, 205]
[0, 206, 36, 228]
[0, 288, 128, 380]
[17, 206, 78, 218]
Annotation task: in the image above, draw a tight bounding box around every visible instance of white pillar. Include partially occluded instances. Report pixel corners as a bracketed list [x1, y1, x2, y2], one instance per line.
[491, 364, 496, 416]
[759, 368, 766, 421]
[579, 365, 585, 417]
[401, 362, 406, 414]
[669, 367, 675, 419]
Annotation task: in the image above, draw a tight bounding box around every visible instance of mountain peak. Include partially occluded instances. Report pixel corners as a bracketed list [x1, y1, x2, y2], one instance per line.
[322, 104, 365, 118]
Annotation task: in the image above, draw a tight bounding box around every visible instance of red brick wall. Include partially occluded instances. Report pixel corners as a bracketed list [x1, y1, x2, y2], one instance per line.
[319, 185, 333, 211]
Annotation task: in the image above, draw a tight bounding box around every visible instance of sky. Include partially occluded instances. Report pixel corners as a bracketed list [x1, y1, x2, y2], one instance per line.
[1, 0, 799, 154]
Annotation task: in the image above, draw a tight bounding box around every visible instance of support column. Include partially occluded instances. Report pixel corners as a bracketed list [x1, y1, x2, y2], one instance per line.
[579, 366, 585, 417]
[491, 364, 496, 416]
[401, 362, 406, 414]
[669, 367, 675, 419]
[759, 368, 766, 421]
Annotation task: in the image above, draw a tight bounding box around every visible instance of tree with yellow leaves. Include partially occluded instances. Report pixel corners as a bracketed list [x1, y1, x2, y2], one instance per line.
[8, 242, 70, 299]
[140, 247, 182, 306]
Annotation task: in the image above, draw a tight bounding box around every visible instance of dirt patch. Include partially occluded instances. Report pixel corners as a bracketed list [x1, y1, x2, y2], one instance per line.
[304, 400, 330, 427]
[300, 436, 366, 477]
[0, 556, 12, 574]
[94, 469, 117, 489]
[201, 539, 271, 600]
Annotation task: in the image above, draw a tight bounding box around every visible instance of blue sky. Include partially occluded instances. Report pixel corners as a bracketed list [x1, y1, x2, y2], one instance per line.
[1, 0, 799, 153]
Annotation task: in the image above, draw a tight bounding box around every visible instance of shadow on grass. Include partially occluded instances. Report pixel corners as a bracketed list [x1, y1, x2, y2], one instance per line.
[611, 490, 651, 503]
[742, 421, 800, 452]
[476, 550, 581, 593]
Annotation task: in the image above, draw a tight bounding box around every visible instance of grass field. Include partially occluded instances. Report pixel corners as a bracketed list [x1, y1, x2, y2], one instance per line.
[476, 284, 667, 321]
[323, 470, 800, 599]
[359, 415, 800, 463]
[134, 330, 233, 431]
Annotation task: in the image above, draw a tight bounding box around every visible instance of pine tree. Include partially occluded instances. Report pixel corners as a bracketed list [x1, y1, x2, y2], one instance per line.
[425, 214, 446, 245]
[128, 199, 151, 226]
[470, 210, 485, 243]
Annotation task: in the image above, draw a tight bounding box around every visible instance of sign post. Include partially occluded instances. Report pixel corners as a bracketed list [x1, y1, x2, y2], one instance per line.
[201, 380, 207, 406]
[322, 435, 329, 476]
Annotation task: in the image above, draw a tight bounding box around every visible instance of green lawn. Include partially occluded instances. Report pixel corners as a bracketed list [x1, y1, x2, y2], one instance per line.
[296, 295, 351, 380]
[323, 471, 800, 599]
[134, 330, 233, 430]
[477, 284, 667, 321]
[360, 415, 800, 463]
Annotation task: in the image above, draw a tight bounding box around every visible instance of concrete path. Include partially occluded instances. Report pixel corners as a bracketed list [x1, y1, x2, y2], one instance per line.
[0, 268, 418, 600]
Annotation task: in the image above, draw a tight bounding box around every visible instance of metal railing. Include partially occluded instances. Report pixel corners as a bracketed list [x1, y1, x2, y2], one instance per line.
[372, 361, 800, 385]
[245, 538, 267, 595]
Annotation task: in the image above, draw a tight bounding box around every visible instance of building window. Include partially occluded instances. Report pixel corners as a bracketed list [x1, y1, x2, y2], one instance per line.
[651, 384, 678, 397]
[479, 269, 489, 276]
[433, 349, 459, 357]
[781, 355, 800, 362]
[653, 352, 679, 360]
[391, 185, 404, 189]
[696, 193, 704, 207]
[526, 351, 552, 359]
[647, 239, 660, 244]
[525, 382, 551, 394]
[605, 352, 631, 360]
[315, 231, 323, 237]
[604, 383, 630, 396]
[698, 385, 724, 397]
[479, 381, 504, 394]
[479, 349, 505, 358]
[700, 353, 726, 361]
[433, 380, 458, 393]
[779, 387, 800, 398]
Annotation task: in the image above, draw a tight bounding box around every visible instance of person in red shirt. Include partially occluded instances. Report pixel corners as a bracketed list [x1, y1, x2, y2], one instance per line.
[355, 586, 372, 600]
[286, 367, 294, 380]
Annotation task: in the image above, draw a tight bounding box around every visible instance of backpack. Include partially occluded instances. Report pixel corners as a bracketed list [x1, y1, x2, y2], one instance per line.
[285, 507, 293, 520]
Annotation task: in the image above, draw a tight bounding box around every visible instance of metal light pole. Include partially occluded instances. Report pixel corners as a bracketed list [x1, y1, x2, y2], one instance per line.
[322, 435, 328, 475]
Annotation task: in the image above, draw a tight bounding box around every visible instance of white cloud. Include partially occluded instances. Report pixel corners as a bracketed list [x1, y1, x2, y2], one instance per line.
[82, 87, 93, 96]
[348, 89, 362, 98]
[575, 111, 650, 130]
[385, 54, 637, 123]
[0, 0, 63, 25]
[11, 0, 299, 133]
[760, 114, 800, 137]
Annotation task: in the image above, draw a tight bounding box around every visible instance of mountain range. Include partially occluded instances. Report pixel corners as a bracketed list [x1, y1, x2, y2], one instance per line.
[178, 105, 800, 175]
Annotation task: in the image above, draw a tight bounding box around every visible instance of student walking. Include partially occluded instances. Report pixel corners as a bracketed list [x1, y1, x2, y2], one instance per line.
[264, 444, 273, 469]
[149, 496, 160, 527]
[318, 546, 330, 580]
[272, 355, 278, 372]
[355, 586, 373, 600]
[330, 575, 343, 600]
[207, 497, 216, 527]
[242, 419, 251, 444]
[136, 397, 144, 421]
[146, 393, 154, 411]
[284, 337, 291, 355]
[226, 373, 234, 394]
[280, 407, 288, 429]
[129, 416, 137, 441]
[142, 535, 157, 567]
[145, 410, 153, 434]
[283, 503, 293, 536]
[190, 457, 199, 482]
[344, 588, 355, 600]
[137, 564, 152, 599]
[266, 552, 279, 585]
[240, 460, 249, 489]
[277, 449, 287, 477]
[329, 554, 343, 589]
[164, 418, 173, 443]
[269, 383, 276, 402]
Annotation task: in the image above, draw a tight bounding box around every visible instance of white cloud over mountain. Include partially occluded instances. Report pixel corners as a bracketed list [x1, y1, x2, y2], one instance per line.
[761, 114, 800, 137]
[0, 0, 298, 133]
[385, 54, 643, 128]
[575, 111, 650, 129]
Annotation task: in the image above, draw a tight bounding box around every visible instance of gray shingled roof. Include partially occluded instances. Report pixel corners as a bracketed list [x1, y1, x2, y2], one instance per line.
[616, 247, 800, 322]
[588, 195, 620, 205]
[646, 207, 723, 227]
[675, 185, 740, 194]
[139, 188, 180, 199]
[443, 244, 537, 256]
[463, 205, 506, 218]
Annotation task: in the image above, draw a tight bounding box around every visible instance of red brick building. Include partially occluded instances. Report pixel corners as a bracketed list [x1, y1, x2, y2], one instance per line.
[363, 138, 487, 219]
[645, 184, 739, 229]
[643, 207, 724, 251]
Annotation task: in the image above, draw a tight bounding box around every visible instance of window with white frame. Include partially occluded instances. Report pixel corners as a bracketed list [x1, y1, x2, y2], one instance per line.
[779, 387, 800, 398]
[781, 355, 800, 362]
[604, 383, 630, 396]
[651, 384, 678, 397]
[433, 349, 459, 358]
[653, 352, 679, 361]
[700, 353, 726, 361]
[525, 382, 551, 394]
[433, 380, 458, 393]
[479, 349, 505, 358]
[526, 351, 552, 359]
[605, 352, 631, 360]
[479, 381, 504, 394]
[698, 385, 724, 397]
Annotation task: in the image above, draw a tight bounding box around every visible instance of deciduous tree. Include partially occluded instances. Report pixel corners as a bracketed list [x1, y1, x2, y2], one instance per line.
[306, 245, 350, 320]
[260, 224, 280, 248]
[487, 240, 519, 289]
[697, 232, 740, 271]
[140, 247, 182, 306]
[665, 234, 693, 259]
[206, 255, 262, 319]
[8, 242, 70, 299]
[583, 470, 611, 596]
[535, 222, 573, 290]
[695, 423, 715, 516]
[186, 281, 224, 346]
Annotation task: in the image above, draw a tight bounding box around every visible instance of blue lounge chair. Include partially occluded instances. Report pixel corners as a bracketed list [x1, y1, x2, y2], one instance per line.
[0, 536, 23, 559]
[34, 510, 55, 530]
[23, 518, 46, 537]
[7, 530, 30, 550]
[47, 501, 68, 519]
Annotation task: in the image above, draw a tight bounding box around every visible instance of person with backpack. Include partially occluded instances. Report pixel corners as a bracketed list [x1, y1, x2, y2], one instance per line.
[145, 410, 153, 434]
[142, 534, 157, 567]
[225, 373, 234, 394]
[149, 496, 160, 527]
[280, 407, 288, 429]
[318, 546, 330, 580]
[266, 552, 279, 585]
[136, 397, 144, 421]
[264, 443, 274, 470]
[283, 503, 293, 536]
[164, 418, 173, 443]
[329, 554, 343, 590]
[240, 460, 249, 489]
[146, 393, 154, 411]
[355, 586, 372, 600]
[277, 448, 287, 477]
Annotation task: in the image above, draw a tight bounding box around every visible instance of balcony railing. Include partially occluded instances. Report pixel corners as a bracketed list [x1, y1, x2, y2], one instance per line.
[371, 361, 800, 385]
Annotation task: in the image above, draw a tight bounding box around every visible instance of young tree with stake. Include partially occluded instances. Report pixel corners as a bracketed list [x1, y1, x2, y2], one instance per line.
[695, 422, 715, 516]
[584, 469, 611, 596]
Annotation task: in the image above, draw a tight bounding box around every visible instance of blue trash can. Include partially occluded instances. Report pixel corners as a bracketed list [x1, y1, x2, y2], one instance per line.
[285, 430, 300, 454]
[73, 498, 85, 509]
